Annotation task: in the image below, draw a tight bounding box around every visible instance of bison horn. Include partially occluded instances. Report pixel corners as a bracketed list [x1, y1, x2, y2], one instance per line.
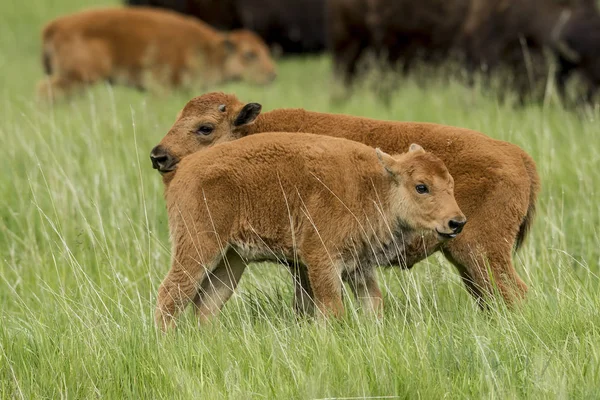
[218, 104, 226, 112]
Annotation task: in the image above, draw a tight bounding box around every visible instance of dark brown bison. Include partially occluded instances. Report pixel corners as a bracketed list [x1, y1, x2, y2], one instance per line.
[329, 0, 600, 101]
[125, 0, 327, 54]
[328, 0, 469, 84]
[127, 0, 240, 29]
[549, 3, 600, 101]
[463, 0, 600, 100]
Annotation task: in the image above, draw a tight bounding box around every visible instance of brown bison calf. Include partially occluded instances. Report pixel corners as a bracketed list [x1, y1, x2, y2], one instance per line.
[155, 132, 465, 330]
[151, 92, 540, 308]
[37, 7, 276, 101]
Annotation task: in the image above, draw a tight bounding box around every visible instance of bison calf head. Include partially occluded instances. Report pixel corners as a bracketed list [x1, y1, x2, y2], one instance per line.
[220, 30, 277, 85]
[376, 144, 466, 239]
[150, 92, 261, 174]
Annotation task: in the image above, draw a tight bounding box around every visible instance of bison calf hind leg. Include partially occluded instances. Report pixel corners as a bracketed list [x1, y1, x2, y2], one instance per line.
[155, 235, 225, 331]
[38, 37, 112, 102]
[36, 76, 85, 103]
[193, 249, 247, 324]
[444, 239, 528, 307]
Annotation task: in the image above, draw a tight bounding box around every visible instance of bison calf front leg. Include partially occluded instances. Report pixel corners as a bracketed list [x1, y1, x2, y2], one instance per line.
[289, 262, 315, 317]
[303, 252, 344, 319]
[346, 268, 383, 317]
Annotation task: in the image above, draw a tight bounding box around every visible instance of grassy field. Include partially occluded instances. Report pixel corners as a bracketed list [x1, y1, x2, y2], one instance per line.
[2, 0, 600, 398]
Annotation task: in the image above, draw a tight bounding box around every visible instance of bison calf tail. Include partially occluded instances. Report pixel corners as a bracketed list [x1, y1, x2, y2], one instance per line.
[515, 152, 541, 252]
[41, 23, 58, 75]
[42, 48, 52, 75]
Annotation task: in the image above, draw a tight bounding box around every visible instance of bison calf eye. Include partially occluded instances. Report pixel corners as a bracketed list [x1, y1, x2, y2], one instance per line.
[244, 51, 257, 61]
[196, 125, 214, 135]
[415, 184, 429, 194]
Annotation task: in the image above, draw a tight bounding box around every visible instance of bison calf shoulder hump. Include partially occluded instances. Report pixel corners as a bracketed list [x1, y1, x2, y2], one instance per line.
[155, 133, 464, 330]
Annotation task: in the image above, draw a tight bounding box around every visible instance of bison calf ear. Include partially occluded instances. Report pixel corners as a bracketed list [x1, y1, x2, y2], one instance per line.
[234, 103, 262, 126]
[409, 143, 425, 153]
[376, 148, 398, 178]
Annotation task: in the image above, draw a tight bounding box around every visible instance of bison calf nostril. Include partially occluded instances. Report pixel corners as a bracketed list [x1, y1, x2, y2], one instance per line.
[151, 153, 167, 161]
[449, 219, 466, 234]
[150, 148, 173, 170]
[153, 155, 168, 163]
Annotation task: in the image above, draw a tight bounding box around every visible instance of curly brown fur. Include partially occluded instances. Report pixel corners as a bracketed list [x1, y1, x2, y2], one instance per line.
[155, 132, 465, 330]
[151, 92, 540, 308]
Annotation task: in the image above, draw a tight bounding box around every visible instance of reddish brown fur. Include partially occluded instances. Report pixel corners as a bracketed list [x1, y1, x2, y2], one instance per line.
[152, 92, 541, 307]
[155, 132, 464, 330]
[37, 7, 276, 101]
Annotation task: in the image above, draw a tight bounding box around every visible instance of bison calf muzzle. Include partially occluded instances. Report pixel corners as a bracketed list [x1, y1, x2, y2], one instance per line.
[150, 145, 177, 173]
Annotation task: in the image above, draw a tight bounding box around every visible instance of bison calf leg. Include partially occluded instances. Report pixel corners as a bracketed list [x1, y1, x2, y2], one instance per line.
[444, 239, 528, 307]
[289, 262, 315, 317]
[38, 38, 112, 102]
[443, 182, 531, 306]
[303, 253, 344, 319]
[155, 236, 223, 331]
[346, 268, 383, 317]
[193, 249, 247, 324]
[37, 76, 84, 102]
[155, 263, 210, 332]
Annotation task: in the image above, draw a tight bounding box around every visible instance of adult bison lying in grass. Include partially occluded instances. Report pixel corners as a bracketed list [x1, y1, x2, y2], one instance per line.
[155, 132, 465, 330]
[151, 92, 540, 309]
[37, 7, 276, 102]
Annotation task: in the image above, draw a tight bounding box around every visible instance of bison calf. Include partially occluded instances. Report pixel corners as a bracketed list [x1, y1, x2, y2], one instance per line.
[155, 133, 465, 330]
[151, 92, 539, 308]
[37, 7, 276, 102]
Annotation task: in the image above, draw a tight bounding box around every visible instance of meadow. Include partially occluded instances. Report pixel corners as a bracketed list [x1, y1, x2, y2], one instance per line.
[1, 0, 600, 398]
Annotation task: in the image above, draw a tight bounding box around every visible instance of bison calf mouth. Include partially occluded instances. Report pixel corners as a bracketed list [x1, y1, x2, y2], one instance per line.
[437, 230, 458, 239]
[436, 218, 466, 239]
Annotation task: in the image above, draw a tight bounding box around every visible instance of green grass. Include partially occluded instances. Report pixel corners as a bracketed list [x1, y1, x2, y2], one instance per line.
[2, 0, 600, 398]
